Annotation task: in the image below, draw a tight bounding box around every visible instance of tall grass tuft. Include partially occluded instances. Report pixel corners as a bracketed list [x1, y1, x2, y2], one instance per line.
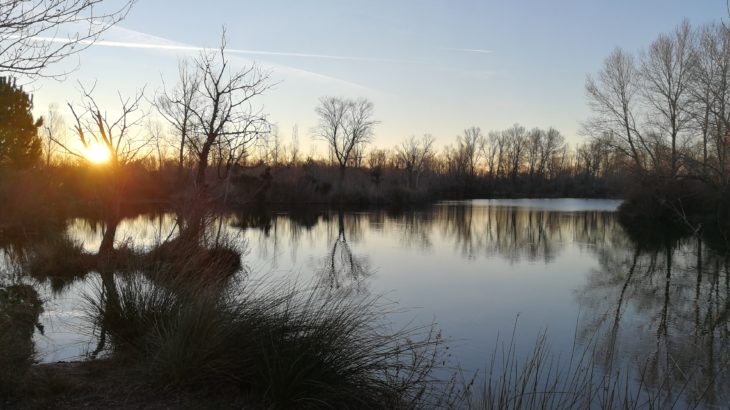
[85, 274, 454, 409]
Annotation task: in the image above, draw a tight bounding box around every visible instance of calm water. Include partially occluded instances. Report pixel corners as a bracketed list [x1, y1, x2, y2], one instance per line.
[4, 198, 730, 405]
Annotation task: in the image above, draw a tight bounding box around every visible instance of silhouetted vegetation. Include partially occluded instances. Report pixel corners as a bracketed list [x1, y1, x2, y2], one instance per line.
[583, 21, 730, 246]
[0, 0, 134, 78]
[0, 77, 42, 169]
[83, 273, 452, 409]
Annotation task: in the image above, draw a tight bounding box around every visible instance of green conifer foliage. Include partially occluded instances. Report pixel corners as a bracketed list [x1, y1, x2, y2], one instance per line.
[0, 77, 42, 169]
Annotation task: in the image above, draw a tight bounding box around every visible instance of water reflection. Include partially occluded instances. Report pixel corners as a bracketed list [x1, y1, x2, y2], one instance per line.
[2, 199, 730, 406]
[579, 231, 730, 406]
[318, 211, 372, 291]
[235, 204, 621, 265]
[0, 208, 244, 360]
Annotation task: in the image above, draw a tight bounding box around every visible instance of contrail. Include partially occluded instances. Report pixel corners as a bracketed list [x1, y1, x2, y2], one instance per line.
[444, 47, 493, 54]
[19, 30, 377, 92]
[25, 35, 405, 63]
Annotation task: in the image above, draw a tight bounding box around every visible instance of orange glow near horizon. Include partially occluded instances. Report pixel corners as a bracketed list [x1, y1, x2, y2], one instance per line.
[84, 142, 111, 164]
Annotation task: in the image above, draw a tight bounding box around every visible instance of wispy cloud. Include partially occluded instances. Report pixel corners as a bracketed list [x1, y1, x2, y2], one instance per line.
[443, 47, 493, 54]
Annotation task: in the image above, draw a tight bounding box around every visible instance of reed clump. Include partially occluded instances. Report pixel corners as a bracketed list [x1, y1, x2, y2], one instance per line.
[85, 273, 451, 409]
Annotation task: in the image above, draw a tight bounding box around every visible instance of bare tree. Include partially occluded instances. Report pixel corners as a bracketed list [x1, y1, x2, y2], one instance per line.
[146, 118, 166, 171]
[640, 20, 696, 177]
[577, 139, 610, 179]
[459, 126, 484, 179]
[585, 48, 652, 172]
[59, 84, 148, 245]
[485, 130, 506, 178]
[367, 147, 388, 185]
[62, 84, 148, 167]
[546, 143, 571, 180]
[526, 128, 543, 178]
[40, 103, 65, 166]
[156, 33, 271, 240]
[156, 60, 200, 177]
[503, 123, 527, 181]
[314, 97, 347, 170]
[538, 128, 566, 178]
[585, 20, 730, 185]
[160, 32, 271, 192]
[0, 0, 135, 77]
[313, 96, 377, 198]
[396, 134, 435, 188]
[690, 23, 730, 185]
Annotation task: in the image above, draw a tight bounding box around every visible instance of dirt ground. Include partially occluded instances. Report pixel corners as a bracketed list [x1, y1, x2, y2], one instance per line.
[2, 361, 254, 410]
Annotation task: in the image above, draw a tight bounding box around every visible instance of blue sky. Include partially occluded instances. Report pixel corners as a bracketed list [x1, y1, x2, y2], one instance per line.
[33, 0, 725, 151]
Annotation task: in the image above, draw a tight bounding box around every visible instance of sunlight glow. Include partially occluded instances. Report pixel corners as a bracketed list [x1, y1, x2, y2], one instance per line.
[84, 142, 111, 164]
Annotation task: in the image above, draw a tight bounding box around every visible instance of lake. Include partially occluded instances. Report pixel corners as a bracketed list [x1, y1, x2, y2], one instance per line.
[4, 198, 729, 406]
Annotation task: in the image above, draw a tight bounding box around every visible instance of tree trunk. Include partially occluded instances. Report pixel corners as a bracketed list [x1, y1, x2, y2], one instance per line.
[196, 135, 215, 189]
[178, 128, 186, 180]
[338, 164, 346, 203]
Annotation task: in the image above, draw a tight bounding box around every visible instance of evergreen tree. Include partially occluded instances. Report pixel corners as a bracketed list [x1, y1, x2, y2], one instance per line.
[0, 77, 42, 169]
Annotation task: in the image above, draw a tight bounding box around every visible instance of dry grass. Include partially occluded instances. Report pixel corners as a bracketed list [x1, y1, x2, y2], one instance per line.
[84, 273, 456, 409]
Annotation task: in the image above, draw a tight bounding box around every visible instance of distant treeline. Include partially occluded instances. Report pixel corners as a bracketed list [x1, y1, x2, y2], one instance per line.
[227, 123, 626, 205]
[0, 120, 627, 213]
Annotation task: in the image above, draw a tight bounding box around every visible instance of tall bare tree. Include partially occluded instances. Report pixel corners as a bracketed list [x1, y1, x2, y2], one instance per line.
[485, 130, 506, 178]
[503, 123, 527, 181]
[313, 96, 377, 198]
[158, 32, 271, 193]
[526, 128, 543, 178]
[640, 20, 696, 177]
[0, 0, 135, 77]
[156, 61, 200, 177]
[691, 23, 730, 185]
[460, 126, 484, 179]
[585, 48, 652, 172]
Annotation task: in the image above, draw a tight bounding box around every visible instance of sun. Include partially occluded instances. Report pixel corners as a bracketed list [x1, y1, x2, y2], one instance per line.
[84, 142, 111, 164]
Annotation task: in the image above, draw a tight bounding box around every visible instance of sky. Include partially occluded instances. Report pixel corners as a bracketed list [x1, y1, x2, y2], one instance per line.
[30, 0, 726, 152]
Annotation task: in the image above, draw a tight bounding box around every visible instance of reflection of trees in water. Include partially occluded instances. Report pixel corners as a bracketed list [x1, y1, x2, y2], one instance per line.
[233, 205, 620, 270]
[235, 210, 372, 288]
[432, 205, 617, 263]
[234, 211, 315, 268]
[391, 210, 434, 251]
[579, 233, 730, 406]
[318, 211, 371, 291]
[0, 207, 244, 359]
